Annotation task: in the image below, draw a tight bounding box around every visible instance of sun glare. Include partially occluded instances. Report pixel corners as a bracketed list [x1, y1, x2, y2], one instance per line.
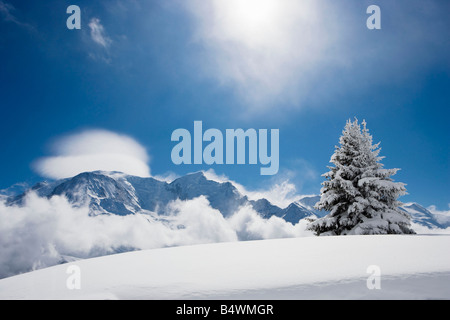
[214, 0, 287, 47]
[233, 0, 280, 29]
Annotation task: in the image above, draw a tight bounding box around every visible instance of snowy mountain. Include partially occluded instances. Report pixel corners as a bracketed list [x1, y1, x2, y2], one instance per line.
[6, 170, 447, 230]
[296, 195, 448, 230]
[296, 195, 326, 217]
[7, 171, 318, 223]
[1, 171, 448, 281]
[168, 172, 247, 217]
[400, 203, 448, 229]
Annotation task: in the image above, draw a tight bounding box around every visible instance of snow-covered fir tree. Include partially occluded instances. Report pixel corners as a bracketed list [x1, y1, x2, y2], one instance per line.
[309, 119, 415, 235]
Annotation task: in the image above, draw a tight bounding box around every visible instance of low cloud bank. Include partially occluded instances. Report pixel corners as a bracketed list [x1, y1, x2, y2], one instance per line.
[0, 193, 312, 279]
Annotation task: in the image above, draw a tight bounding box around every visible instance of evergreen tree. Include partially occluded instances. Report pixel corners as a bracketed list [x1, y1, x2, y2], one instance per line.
[309, 119, 415, 235]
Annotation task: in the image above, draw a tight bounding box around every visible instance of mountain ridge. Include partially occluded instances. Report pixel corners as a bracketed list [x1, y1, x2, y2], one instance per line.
[7, 171, 317, 224]
[5, 170, 448, 229]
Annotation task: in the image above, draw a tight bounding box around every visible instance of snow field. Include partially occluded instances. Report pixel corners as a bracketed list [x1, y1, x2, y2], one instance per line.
[0, 235, 449, 300]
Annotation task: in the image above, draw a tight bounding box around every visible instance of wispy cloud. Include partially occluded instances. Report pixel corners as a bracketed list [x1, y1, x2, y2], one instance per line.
[202, 159, 319, 208]
[203, 169, 301, 208]
[427, 204, 450, 226]
[0, 0, 33, 30]
[0, 0, 19, 24]
[88, 17, 112, 49]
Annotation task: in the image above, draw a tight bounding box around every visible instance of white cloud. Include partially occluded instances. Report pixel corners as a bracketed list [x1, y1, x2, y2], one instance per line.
[33, 129, 151, 179]
[88, 18, 112, 48]
[167, 196, 238, 244]
[228, 205, 312, 241]
[427, 204, 450, 226]
[242, 180, 299, 208]
[0, 193, 312, 279]
[427, 204, 450, 216]
[410, 222, 450, 235]
[152, 171, 180, 183]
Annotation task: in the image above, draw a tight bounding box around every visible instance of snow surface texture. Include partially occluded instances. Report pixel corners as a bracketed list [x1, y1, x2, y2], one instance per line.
[0, 236, 449, 300]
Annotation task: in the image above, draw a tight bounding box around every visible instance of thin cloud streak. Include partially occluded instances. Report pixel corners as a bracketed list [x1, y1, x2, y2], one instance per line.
[0, 1, 34, 30]
[88, 17, 112, 48]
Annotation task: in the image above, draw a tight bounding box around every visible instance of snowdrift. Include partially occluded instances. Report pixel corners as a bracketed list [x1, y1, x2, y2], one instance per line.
[0, 235, 449, 300]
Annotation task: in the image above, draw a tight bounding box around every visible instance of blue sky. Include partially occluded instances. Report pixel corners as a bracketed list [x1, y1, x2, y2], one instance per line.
[0, 0, 448, 209]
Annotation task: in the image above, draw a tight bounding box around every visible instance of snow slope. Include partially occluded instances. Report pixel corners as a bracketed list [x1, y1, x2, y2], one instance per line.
[0, 235, 449, 300]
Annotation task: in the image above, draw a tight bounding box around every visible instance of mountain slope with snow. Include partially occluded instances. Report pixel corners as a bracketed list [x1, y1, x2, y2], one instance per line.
[7, 171, 320, 223]
[1, 171, 449, 295]
[0, 235, 449, 300]
[7, 171, 446, 231]
[400, 203, 446, 229]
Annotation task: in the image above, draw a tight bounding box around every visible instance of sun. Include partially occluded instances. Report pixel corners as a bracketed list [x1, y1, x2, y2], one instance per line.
[233, 0, 281, 29]
[212, 0, 287, 47]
